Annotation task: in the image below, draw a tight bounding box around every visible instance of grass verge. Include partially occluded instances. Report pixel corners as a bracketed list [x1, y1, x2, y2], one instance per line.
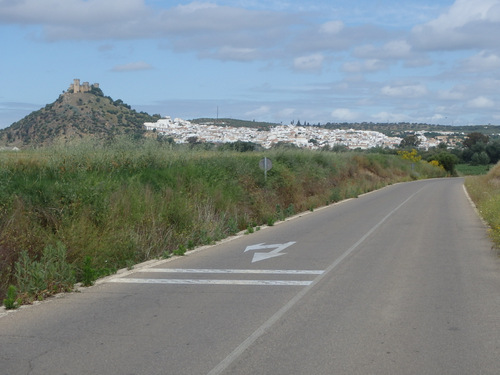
[465, 162, 500, 253]
[1, 137, 446, 303]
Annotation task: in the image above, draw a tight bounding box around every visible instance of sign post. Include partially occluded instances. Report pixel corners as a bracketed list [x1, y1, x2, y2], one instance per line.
[259, 157, 272, 181]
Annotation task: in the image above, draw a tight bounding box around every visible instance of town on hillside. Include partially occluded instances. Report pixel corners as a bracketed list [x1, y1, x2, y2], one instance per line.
[144, 116, 461, 150]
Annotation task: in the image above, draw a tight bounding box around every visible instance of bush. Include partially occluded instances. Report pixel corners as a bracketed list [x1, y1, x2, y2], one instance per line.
[3, 285, 20, 309]
[14, 242, 75, 303]
[429, 151, 459, 175]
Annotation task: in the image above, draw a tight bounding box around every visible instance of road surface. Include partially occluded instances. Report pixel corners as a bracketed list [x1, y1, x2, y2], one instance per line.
[1, 178, 499, 374]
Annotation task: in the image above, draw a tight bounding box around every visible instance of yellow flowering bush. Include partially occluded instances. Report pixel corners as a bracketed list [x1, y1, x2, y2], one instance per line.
[397, 149, 422, 163]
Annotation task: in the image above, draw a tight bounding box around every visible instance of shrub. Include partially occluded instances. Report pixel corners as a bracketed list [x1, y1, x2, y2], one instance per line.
[81, 256, 97, 287]
[3, 285, 20, 309]
[14, 242, 75, 303]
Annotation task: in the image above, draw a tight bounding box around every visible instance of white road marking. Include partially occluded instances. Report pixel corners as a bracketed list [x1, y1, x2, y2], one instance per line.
[140, 268, 324, 275]
[207, 187, 424, 375]
[109, 278, 312, 286]
[244, 241, 297, 263]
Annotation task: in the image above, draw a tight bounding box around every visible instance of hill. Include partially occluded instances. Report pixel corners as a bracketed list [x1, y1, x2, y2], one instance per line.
[192, 118, 500, 138]
[190, 118, 279, 131]
[0, 82, 161, 147]
[322, 122, 500, 137]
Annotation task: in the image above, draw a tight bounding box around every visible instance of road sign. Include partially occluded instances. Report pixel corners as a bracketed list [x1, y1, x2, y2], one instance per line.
[259, 157, 272, 171]
[259, 157, 272, 181]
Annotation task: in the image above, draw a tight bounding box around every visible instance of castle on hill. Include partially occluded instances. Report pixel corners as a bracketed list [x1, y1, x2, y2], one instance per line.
[68, 79, 99, 93]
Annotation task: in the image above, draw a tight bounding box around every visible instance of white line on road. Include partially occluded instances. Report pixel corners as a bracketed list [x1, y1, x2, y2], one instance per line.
[140, 268, 324, 275]
[207, 186, 425, 375]
[109, 278, 312, 286]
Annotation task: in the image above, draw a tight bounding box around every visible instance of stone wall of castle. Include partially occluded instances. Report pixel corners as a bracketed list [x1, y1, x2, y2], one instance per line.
[68, 79, 99, 93]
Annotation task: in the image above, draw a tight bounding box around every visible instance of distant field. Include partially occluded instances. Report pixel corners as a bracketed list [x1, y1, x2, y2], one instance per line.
[456, 164, 491, 176]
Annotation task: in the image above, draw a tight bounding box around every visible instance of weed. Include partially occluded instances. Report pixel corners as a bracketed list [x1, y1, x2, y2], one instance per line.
[81, 256, 96, 287]
[173, 245, 186, 256]
[14, 242, 75, 303]
[226, 217, 239, 235]
[285, 204, 295, 217]
[3, 285, 20, 310]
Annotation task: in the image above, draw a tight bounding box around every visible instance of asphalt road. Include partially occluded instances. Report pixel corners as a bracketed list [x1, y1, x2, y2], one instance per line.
[1, 178, 499, 374]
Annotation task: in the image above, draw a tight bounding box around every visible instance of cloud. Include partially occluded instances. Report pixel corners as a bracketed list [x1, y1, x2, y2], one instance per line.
[293, 54, 324, 72]
[411, 0, 500, 50]
[111, 61, 153, 72]
[430, 113, 446, 122]
[467, 96, 495, 108]
[292, 23, 390, 56]
[331, 108, 359, 122]
[381, 83, 428, 98]
[342, 59, 386, 73]
[0, 0, 292, 52]
[354, 40, 413, 60]
[437, 88, 465, 101]
[462, 50, 500, 71]
[98, 44, 114, 52]
[277, 108, 296, 118]
[245, 105, 271, 117]
[320, 20, 344, 34]
[371, 111, 410, 123]
[201, 46, 260, 61]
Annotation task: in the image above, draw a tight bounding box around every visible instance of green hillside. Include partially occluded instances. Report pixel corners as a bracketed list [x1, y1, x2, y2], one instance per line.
[0, 86, 160, 147]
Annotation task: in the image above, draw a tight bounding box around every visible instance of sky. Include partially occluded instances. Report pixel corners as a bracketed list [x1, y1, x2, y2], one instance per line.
[1, 0, 500, 129]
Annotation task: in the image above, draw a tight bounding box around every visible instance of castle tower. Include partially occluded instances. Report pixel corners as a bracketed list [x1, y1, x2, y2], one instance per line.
[73, 78, 80, 93]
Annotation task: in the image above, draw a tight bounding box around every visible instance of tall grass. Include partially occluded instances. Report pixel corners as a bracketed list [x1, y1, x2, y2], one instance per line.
[465, 163, 500, 250]
[0, 138, 446, 301]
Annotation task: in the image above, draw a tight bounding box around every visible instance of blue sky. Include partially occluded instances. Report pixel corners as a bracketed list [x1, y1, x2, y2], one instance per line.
[1, 0, 500, 129]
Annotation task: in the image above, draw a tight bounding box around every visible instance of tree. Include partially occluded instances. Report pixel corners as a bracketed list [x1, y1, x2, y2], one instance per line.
[399, 134, 421, 148]
[431, 151, 459, 175]
[486, 140, 500, 164]
[219, 140, 259, 152]
[463, 132, 489, 149]
[471, 151, 490, 166]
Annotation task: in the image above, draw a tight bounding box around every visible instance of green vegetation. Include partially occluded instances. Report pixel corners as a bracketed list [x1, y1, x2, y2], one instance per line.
[191, 118, 277, 131]
[0, 90, 161, 147]
[3, 285, 19, 310]
[456, 164, 491, 176]
[465, 163, 500, 252]
[0, 137, 446, 304]
[14, 242, 75, 304]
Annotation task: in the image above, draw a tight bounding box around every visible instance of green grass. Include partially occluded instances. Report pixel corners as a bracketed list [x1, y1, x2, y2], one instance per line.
[465, 163, 500, 252]
[456, 164, 491, 176]
[0, 137, 447, 302]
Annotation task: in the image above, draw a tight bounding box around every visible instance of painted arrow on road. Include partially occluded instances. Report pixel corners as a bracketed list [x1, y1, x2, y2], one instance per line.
[244, 241, 296, 263]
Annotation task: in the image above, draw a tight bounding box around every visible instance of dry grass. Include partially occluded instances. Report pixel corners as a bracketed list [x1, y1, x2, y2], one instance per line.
[465, 162, 500, 251]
